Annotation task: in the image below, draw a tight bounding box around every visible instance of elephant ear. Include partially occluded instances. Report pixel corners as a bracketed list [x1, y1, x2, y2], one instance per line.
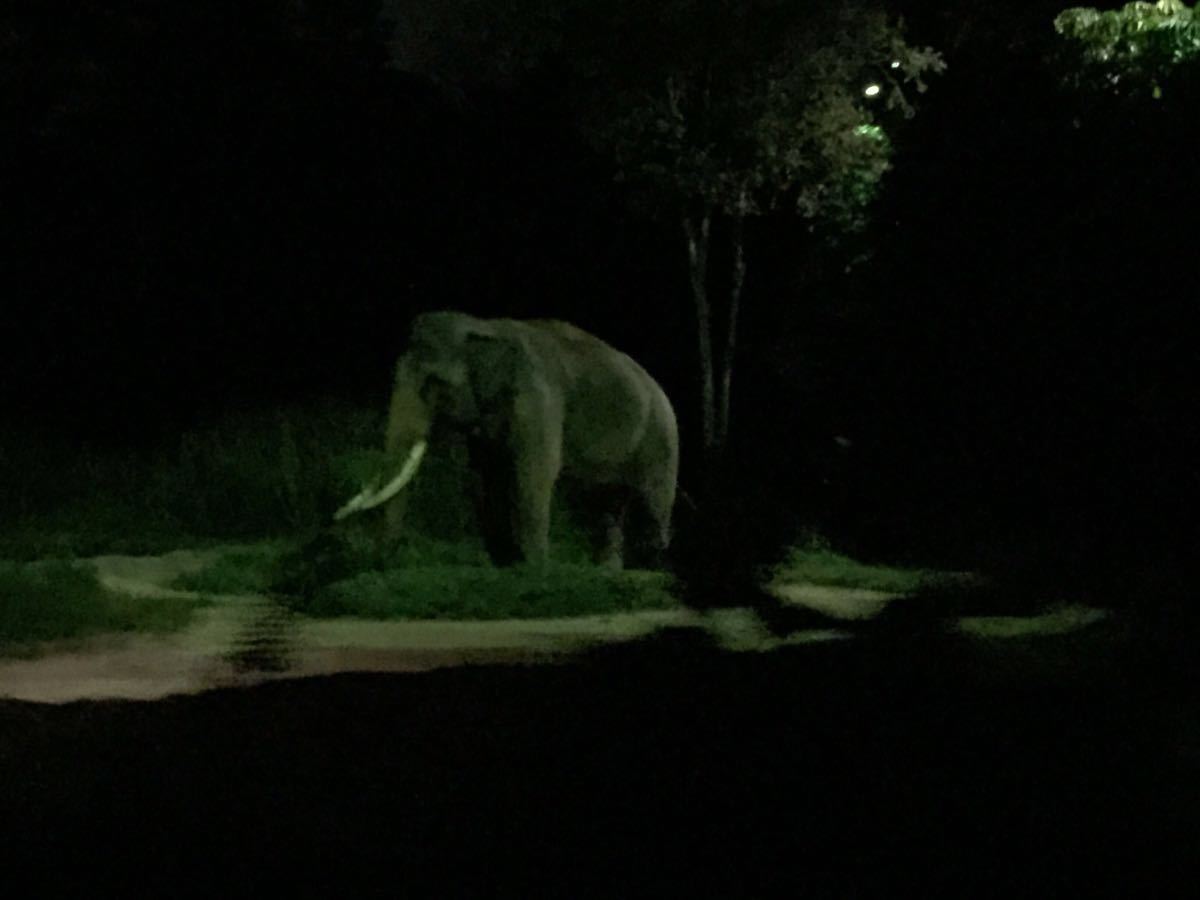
[464, 331, 525, 413]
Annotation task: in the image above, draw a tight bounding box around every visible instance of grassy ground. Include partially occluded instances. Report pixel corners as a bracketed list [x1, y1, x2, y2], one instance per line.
[173, 536, 677, 620]
[956, 605, 1108, 638]
[296, 565, 676, 620]
[2, 401, 981, 633]
[0, 400, 590, 562]
[0, 401, 383, 560]
[0, 560, 207, 656]
[1, 401, 676, 625]
[770, 542, 931, 593]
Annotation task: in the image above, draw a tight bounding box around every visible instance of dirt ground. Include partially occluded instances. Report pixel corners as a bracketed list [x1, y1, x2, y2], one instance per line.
[0, 548, 1111, 704]
[0, 549, 855, 703]
[1, 551, 1195, 893]
[1, 625, 1196, 894]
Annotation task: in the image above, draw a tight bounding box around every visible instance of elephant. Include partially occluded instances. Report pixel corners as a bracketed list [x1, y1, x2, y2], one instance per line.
[335, 311, 680, 568]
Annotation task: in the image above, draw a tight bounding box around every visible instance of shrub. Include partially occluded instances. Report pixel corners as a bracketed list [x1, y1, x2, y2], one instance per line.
[1, 400, 597, 559]
[0, 560, 204, 654]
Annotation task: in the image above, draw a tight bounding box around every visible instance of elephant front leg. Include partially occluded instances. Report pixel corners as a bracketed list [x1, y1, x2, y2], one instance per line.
[513, 466, 554, 566]
[470, 441, 523, 566]
[509, 391, 561, 567]
[383, 491, 409, 544]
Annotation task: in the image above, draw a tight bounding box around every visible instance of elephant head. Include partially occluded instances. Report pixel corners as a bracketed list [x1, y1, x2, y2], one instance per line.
[334, 312, 514, 522]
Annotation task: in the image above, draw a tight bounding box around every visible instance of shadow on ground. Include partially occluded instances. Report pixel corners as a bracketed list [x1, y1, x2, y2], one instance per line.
[0, 624, 1195, 895]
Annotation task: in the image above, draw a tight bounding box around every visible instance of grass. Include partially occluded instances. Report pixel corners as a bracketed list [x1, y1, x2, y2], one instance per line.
[0, 401, 383, 560]
[0, 521, 225, 562]
[771, 542, 931, 593]
[1, 401, 1120, 650]
[1, 399, 670, 626]
[170, 541, 296, 595]
[956, 605, 1109, 639]
[172, 535, 678, 621]
[3, 402, 983, 628]
[296, 564, 677, 621]
[0, 400, 592, 561]
[0, 560, 207, 656]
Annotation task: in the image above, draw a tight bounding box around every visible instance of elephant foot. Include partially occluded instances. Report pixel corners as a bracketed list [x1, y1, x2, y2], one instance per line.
[593, 547, 624, 570]
[624, 546, 666, 571]
[591, 523, 625, 570]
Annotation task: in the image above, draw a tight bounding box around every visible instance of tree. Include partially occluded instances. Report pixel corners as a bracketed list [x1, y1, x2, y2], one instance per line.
[382, 1, 943, 478]
[569, 2, 943, 473]
[1054, 0, 1200, 96]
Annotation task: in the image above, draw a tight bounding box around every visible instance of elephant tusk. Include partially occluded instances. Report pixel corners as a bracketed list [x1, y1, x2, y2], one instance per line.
[333, 441, 427, 521]
[357, 440, 427, 511]
[333, 490, 370, 521]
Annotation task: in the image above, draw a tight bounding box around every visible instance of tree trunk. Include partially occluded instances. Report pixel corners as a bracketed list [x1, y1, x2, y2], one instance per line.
[683, 212, 715, 468]
[716, 212, 746, 451]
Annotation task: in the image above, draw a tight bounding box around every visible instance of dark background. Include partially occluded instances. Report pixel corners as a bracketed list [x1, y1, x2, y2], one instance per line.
[2, 0, 1195, 595]
[2, 6, 1197, 889]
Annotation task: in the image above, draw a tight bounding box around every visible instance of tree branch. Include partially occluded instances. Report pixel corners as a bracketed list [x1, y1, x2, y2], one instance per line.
[717, 193, 747, 450]
[684, 211, 715, 459]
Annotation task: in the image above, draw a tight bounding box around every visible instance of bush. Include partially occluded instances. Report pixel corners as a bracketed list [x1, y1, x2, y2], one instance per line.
[0, 400, 598, 560]
[0, 560, 205, 654]
[0, 402, 382, 557]
[153, 402, 382, 537]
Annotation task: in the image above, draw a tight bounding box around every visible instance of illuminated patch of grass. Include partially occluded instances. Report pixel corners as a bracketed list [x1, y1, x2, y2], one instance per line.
[245, 533, 491, 599]
[0, 560, 206, 656]
[180, 535, 676, 619]
[170, 542, 293, 595]
[956, 605, 1108, 639]
[288, 564, 677, 621]
[187, 535, 948, 624]
[179, 534, 676, 620]
[772, 545, 928, 593]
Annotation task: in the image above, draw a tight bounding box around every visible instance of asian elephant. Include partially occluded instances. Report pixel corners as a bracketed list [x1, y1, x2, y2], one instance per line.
[335, 311, 679, 568]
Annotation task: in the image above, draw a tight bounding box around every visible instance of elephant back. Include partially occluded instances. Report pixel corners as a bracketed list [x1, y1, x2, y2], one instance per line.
[525, 318, 604, 347]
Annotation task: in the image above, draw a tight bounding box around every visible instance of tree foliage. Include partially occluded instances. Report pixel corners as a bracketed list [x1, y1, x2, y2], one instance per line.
[386, 0, 943, 228]
[561, 1, 944, 467]
[1054, 0, 1200, 94]
[382, 1, 944, 473]
[573, 1, 944, 230]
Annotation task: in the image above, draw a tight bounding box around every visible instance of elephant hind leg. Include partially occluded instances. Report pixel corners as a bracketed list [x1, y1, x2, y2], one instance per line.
[571, 483, 628, 569]
[625, 481, 674, 570]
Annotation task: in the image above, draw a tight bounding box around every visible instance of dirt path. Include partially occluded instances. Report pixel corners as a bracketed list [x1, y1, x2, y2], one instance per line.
[0, 548, 1109, 704]
[0, 548, 852, 703]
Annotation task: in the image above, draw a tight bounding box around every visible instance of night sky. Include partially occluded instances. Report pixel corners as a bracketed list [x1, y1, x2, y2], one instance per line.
[2, 0, 1196, 590]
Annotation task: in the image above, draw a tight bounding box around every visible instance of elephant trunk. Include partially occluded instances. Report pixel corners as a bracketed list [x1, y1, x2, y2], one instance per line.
[334, 365, 433, 522]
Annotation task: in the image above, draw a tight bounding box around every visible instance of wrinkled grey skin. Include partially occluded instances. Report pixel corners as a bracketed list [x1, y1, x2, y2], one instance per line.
[339, 311, 679, 568]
